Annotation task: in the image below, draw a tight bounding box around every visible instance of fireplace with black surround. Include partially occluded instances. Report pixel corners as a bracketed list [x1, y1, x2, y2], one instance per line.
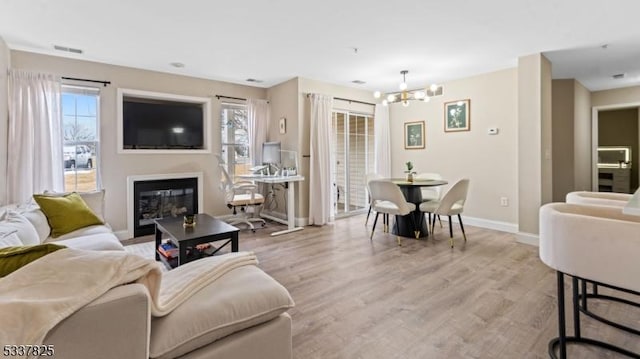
[133, 177, 198, 237]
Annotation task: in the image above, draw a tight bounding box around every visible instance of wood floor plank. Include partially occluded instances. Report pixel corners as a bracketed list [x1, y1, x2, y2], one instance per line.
[125, 214, 639, 358]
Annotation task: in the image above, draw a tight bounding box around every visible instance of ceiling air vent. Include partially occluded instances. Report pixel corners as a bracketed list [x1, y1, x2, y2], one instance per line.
[426, 85, 444, 97]
[246, 78, 263, 83]
[352, 80, 366, 85]
[53, 45, 83, 54]
[612, 73, 625, 79]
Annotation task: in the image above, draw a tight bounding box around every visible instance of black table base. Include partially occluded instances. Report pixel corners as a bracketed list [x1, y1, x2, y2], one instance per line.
[393, 186, 429, 238]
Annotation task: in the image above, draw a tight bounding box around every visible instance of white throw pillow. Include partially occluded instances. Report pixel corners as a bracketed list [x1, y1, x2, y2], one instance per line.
[21, 208, 51, 243]
[42, 189, 106, 221]
[0, 211, 40, 245]
[0, 231, 22, 248]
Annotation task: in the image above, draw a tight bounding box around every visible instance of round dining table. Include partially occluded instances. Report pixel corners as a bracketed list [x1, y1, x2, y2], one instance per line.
[389, 178, 448, 238]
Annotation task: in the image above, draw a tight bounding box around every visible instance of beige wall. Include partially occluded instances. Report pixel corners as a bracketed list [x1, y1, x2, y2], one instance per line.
[10, 51, 267, 233]
[541, 56, 553, 205]
[265, 78, 300, 218]
[551, 80, 575, 202]
[0, 38, 8, 205]
[592, 85, 640, 107]
[574, 81, 592, 191]
[389, 68, 518, 225]
[518, 54, 552, 235]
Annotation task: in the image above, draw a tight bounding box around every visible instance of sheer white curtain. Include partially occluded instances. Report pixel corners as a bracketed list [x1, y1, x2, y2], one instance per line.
[7, 70, 64, 203]
[308, 93, 334, 225]
[374, 104, 391, 177]
[247, 98, 270, 166]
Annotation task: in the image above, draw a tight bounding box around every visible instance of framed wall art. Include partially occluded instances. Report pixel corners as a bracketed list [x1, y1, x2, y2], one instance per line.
[404, 121, 425, 149]
[444, 99, 470, 132]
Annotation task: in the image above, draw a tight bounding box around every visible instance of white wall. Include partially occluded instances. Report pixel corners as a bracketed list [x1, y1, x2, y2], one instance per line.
[10, 51, 267, 233]
[389, 68, 518, 228]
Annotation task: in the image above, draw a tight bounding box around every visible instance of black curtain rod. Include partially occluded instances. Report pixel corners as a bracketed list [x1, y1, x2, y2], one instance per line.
[61, 77, 110, 87]
[305, 94, 376, 107]
[334, 97, 376, 106]
[215, 95, 269, 104]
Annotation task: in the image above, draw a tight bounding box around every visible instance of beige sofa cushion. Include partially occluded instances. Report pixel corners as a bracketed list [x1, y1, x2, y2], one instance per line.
[149, 265, 295, 359]
[50, 224, 113, 242]
[46, 233, 124, 251]
[21, 208, 51, 243]
[0, 210, 40, 245]
[0, 231, 22, 248]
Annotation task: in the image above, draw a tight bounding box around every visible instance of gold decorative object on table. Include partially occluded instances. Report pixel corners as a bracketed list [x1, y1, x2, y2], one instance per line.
[183, 214, 196, 228]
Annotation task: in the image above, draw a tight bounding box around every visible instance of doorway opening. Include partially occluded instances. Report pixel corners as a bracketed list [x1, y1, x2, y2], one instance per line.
[331, 111, 375, 217]
[592, 103, 640, 194]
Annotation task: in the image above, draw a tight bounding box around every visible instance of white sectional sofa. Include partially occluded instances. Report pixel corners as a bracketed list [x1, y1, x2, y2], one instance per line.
[0, 190, 123, 251]
[0, 191, 294, 359]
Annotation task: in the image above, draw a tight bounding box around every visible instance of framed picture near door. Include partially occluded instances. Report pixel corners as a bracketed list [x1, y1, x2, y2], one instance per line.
[444, 99, 470, 132]
[404, 121, 425, 149]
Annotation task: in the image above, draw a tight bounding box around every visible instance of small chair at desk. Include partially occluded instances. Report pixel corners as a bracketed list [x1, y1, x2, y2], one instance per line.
[218, 164, 266, 232]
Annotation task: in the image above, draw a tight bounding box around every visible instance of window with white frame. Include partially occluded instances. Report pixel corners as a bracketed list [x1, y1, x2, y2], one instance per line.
[220, 102, 250, 178]
[62, 86, 101, 192]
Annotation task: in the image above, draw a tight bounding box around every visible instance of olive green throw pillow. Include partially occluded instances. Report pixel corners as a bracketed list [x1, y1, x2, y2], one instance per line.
[33, 193, 104, 238]
[0, 243, 66, 277]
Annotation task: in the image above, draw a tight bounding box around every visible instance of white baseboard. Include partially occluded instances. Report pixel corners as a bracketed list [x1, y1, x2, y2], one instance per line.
[114, 230, 129, 241]
[516, 232, 539, 246]
[439, 215, 518, 234]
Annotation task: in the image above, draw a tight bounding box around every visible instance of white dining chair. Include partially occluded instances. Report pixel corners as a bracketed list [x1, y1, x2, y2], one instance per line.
[414, 172, 444, 228]
[419, 179, 470, 247]
[368, 179, 417, 245]
[364, 173, 384, 226]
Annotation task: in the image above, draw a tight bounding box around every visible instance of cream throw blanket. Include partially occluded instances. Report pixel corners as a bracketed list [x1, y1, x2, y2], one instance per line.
[0, 248, 258, 348]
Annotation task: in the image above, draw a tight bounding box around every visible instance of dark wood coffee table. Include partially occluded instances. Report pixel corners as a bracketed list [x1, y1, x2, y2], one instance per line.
[154, 213, 239, 269]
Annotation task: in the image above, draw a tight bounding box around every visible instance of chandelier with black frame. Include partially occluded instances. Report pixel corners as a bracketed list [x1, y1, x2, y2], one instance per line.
[373, 70, 443, 106]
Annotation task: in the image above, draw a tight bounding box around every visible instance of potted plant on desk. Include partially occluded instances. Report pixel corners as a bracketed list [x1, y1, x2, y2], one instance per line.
[405, 161, 416, 182]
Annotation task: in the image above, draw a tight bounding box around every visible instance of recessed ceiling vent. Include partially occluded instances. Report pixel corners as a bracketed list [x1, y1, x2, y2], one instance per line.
[246, 78, 263, 83]
[612, 73, 625, 79]
[352, 80, 366, 85]
[53, 45, 83, 54]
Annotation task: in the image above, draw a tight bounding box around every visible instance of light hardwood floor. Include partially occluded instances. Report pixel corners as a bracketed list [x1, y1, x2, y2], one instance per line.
[127, 215, 640, 358]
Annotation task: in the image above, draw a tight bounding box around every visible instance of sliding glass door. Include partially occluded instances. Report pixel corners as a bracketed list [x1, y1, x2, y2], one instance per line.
[331, 111, 375, 217]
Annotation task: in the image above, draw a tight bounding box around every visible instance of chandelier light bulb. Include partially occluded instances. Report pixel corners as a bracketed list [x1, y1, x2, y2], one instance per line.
[414, 91, 425, 99]
[387, 94, 396, 102]
[430, 84, 438, 92]
[402, 100, 410, 107]
[382, 99, 388, 106]
[373, 91, 381, 98]
[399, 82, 407, 91]
[423, 95, 430, 103]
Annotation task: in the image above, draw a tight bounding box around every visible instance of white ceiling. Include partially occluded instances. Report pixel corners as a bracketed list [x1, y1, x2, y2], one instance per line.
[1, 0, 640, 92]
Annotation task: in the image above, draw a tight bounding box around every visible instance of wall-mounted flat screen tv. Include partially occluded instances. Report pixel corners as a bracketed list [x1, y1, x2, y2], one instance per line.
[122, 97, 204, 149]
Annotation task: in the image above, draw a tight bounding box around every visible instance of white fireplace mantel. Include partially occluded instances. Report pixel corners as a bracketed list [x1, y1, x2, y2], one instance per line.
[126, 172, 204, 239]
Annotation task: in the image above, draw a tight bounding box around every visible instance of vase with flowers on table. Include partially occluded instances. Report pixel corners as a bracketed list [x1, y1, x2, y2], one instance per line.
[405, 161, 416, 182]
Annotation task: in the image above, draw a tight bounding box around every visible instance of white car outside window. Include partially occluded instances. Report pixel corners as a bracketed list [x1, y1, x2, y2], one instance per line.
[64, 145, 92, 169]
